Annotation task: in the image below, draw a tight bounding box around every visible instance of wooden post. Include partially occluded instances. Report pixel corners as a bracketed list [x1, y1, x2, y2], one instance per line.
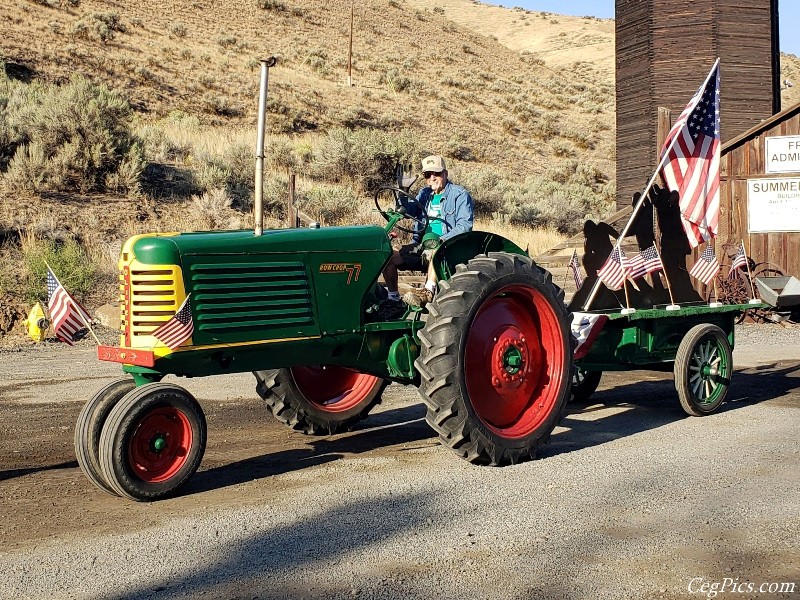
[347, 1, 354, 87]
[654, 106, 671, 252]
[287, 172, 296, 228]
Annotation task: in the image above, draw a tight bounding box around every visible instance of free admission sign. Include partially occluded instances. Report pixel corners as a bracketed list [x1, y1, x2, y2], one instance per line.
[765, 135, 800, 174]
[747, 177, 800, 233]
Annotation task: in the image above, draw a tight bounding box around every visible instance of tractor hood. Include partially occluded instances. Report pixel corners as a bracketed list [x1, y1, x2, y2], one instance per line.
[131, 226, 391, 265]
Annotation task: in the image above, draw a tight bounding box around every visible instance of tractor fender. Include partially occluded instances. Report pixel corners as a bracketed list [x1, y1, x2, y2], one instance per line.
[432, 231, 528, 282]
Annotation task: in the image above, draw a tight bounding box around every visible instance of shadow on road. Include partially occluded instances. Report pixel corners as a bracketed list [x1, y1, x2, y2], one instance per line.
[182, 361, 798, 496]
[0, 460, 78, 482]
[543, 361, 800, 458]
[186, 403, 431, 496]
[113, 489, 434, 600]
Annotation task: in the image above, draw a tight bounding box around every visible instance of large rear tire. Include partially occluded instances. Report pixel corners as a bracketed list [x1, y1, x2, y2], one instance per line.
[98, 383, 207, 501]
[417, 252, 573, 465]
[74, 378, 136, 496]
[254, 367, 388, 435]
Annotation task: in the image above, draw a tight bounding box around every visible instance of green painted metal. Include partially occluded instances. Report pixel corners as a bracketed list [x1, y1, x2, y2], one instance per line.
[503, 346, 523, 374]
[117, 219, 520, 387]
[134, 227, 392, 346]
[576, 303, 758, 371]
[387, 334, 419, 379]
[433, 231, 527, 281]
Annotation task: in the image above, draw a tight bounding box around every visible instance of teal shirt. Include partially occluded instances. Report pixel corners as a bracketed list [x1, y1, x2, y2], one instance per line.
[424, 193, 444, 237]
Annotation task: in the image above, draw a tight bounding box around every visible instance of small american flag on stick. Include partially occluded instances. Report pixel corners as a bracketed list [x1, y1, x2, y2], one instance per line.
[689, 246, 720, 285]
[628, 244, 664, 280]
[597, 246, 629, 291]
[568, 250, 584, 290]
[728, 241, 748, 278]
[152, 295, 194, 350]
[46, 268, 92, 345]
[640, 244, 664, 275]
[626, 252, 646, 280]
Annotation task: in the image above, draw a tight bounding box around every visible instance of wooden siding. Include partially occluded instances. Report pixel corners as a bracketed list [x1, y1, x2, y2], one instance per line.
[718, 103, 800, 278]
[615, 0, 778, 208]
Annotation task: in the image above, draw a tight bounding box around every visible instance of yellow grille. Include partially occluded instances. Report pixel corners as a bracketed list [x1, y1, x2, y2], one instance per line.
[118, 234, 186, 350]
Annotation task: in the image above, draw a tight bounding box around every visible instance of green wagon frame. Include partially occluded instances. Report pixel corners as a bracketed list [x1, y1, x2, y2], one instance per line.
[572, 303, 760, 416]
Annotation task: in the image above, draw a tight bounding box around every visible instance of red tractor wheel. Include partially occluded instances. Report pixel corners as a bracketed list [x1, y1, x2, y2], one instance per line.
[417, 252, 573, 465]
[74, 378, 136, 496]
[254, 367, 387, 435]
[98, 383, 207, 501]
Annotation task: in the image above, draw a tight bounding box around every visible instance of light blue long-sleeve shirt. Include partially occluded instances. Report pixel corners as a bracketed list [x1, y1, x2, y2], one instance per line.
[408, 181, 474, 245]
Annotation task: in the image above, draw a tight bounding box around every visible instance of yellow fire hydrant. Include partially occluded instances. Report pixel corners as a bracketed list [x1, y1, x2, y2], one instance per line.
[24, 302, 50, 342]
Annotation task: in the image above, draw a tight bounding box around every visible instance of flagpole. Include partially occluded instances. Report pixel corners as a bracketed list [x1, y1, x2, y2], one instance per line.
[582, 58, 720, 312]
[621, 280, 635, 314]
[650, 243, 679, 309]
[45, 261, 101, 346]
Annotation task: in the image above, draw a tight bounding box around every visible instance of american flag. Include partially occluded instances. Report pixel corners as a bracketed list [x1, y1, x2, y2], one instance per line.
[597, 246, 629, 291]
[728, 241, 748, 278]
[659, 60, 721, 249]
[46, 268, 92, 345]
[568, 250, 584, 290]
[689, 246, 720, 285]
[626, 252, 646, 280]
[152, 295, 194, 350]
[635, 244, 664, 278]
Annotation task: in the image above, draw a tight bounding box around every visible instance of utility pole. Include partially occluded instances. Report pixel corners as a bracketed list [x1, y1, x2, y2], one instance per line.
[347, 1, 354, 87]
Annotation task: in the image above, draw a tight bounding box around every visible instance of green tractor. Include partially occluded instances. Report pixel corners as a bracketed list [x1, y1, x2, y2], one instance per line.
[74, 59, 574, 501]
[75, 191, 574, 501]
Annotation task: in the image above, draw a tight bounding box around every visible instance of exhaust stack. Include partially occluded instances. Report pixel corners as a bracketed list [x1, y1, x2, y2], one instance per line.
[254, 57, 277, 236]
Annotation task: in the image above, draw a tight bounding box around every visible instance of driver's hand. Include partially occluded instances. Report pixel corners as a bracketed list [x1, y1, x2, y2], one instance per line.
[422, 248, 435, 265]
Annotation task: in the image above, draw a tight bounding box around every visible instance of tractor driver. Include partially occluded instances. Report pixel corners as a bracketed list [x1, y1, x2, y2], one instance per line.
[382, 155, 474, 308]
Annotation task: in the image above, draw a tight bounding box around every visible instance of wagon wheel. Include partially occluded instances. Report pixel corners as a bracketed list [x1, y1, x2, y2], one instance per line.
[571, 368, 602, 403]
[99, 383, 207, 501]
[674, 324, 732, 416]
[417, 252, 573, 466]
[74, 378, 137, 496]
[254, 367, 388, 435]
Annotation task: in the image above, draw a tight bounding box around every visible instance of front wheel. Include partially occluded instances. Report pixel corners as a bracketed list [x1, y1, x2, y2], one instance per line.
[674, 324, 732, 416]
[98, 383, 207, 501]
[75, 378, 137, 496]
[254, 367, 388, 435]
[417, 252, 573, 465]
[571, 369, 602, 403]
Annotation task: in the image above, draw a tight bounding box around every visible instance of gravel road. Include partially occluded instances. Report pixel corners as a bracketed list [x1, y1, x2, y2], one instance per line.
[0, 323, 799, 600]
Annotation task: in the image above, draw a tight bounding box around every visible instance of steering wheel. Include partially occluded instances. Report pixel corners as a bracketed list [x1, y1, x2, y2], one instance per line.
[374, 186, 429, 235]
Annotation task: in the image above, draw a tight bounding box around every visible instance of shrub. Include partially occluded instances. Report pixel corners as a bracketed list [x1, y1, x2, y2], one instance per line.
[191, 143, 254, 209]
[169, 22, 187, 38]
[257, 0, 286, 9]
[455, 166, 510, 216]
[21, 236, 96, 305]
[188, 188, 240, 230]
[301, 185, 360, 225]
[310, 128, 419, 193]
[0, 75, 142, 194]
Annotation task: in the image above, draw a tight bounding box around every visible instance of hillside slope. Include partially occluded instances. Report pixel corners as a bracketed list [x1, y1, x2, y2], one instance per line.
[1, 0, 616, 182]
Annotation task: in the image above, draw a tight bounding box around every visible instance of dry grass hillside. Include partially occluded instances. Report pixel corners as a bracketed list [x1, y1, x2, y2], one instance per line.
[1, 0, 798, 338]
[0, 0, 616, 175]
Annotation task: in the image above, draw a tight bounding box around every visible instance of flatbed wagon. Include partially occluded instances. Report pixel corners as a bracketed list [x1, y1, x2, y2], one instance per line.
[571, 302, 762, 415]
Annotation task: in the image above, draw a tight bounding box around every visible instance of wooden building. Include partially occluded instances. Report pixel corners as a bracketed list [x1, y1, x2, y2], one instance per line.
[719, 101, 800, 277]
[615, 0, 780, 208]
